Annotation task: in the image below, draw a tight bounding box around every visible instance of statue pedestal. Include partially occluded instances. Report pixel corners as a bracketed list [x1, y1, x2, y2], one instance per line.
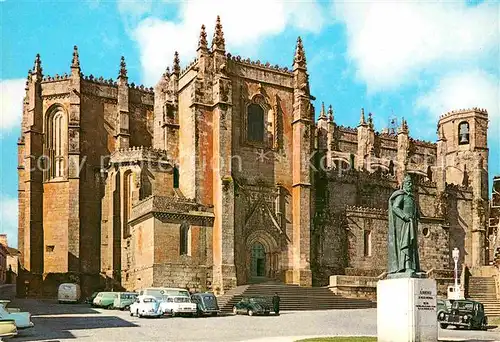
[377, 277, 437, 342]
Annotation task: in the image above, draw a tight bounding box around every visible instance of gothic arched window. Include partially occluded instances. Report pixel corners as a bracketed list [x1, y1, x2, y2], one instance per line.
[180, 222, 191, 256]
[247, 104, 265, 142]
[458, 121, 470, 145]
[46, 108, 67, 180]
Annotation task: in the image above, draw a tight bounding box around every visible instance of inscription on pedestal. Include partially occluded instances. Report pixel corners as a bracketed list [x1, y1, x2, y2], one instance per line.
[416, 289, 436, 311]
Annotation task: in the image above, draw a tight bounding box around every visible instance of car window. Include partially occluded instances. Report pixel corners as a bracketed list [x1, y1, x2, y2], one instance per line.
[143, 298, 156, 303]
[167, 298, 173, 303]
[454, 301, 474, 310]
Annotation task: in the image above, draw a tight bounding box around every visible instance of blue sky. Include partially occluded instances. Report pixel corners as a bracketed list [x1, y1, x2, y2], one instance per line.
[1, 0, 499, 247]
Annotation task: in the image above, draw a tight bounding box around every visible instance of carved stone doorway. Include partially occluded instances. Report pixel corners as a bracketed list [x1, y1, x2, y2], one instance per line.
[251, 242, 266, 277]
[246, 230, 280, 284]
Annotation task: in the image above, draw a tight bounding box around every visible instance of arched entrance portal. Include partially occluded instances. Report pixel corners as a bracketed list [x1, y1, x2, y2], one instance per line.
[251, 242, 266, 277]
[245, 230, 280, 284]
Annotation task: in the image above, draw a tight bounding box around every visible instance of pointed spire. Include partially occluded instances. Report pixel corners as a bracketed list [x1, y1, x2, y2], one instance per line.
[293, 36, 307, 69]
[173, 51, 180, 75]
[198, 24, 208, 50]
[368, 112, 374, 129]
[211, 16, 225, 52]
[33, 53, 42, 76]
[319, 102, 327, 119]
[118, 56, 127, 79]
[71, 45, 80, 68]
[359, 108, 366, 125]
[399, 117, 409, 134]
[328, 105, 334, 122]
[162, 66, 171, 79]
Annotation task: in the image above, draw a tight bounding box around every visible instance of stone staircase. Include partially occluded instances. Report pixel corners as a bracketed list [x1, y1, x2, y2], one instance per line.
[216, 283, 376, 313]
[467, 277, 500, 317]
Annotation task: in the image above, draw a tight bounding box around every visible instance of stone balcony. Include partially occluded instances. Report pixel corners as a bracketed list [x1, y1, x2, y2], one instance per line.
[130, 195, 214, 226]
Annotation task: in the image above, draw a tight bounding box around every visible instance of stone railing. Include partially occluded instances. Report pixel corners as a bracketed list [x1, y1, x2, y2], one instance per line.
[109, 147, 172, 166]
[131, 195, 214, 222]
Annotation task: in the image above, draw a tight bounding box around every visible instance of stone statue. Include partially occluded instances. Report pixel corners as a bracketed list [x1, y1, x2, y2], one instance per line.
[387, 174, 422, 277]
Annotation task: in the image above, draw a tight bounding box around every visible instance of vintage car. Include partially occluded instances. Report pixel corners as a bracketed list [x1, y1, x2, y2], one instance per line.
[438, 299, 487, 330]
[93, 292, 118, 309]
[129, 295, 162, 318]
[113, 292, 138, 310]
[437, 299, 453, 316]
[0, 319, 17, 339]
[232, 297, 271, 316]
[191, 292, 220, 316]
[0, 304, 34, 329]
[58, 283, 81, 303]
[139, 287, 190, 300]
[86, 292, 99, 306]
[159, 295, 197, 317]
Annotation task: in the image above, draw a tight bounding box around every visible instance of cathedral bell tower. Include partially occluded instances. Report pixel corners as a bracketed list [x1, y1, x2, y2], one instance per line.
[437, 108, 489, 267]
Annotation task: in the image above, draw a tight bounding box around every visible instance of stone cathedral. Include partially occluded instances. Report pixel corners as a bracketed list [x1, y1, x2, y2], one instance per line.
[17, 17, 492, 297]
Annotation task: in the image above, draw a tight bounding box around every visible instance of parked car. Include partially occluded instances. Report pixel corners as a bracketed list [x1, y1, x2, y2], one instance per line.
[113, 292, 138, 310]
[191, 292, 220, 316]
[139, 287, 190, 300]
[58, 283, 81, 303]
[129, 295, 162, 318]
[438, 299, 487, 330]
[232, 297, 271, 316]
[0, 304, 34, 329]
[437, 299, 453, 316]
[0, 319, 17, 339]
[93, 292, 118, 309]
[85, 292, 99, 306]
[159, 295, 197, 317]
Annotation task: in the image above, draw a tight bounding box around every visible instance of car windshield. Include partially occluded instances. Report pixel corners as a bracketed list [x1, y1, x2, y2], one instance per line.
[250, 298, 267, 303]
[163, 290, 190, 297]
[173, 297, 190, 303]
[203, 295, 216, 305]
[453, 301, 473, 310]
[121, 294, 137, 299]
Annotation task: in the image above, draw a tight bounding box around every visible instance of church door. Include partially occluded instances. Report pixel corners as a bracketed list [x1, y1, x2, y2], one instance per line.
[251, 242, 266, 277]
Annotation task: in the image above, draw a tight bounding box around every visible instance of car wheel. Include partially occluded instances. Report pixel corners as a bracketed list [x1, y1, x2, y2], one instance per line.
[232, 307, 238, 315]
[137, 310, 141, 318]
[248, 309, 254, 316]
[482, 319, 488, 331]
[171, 310, 176, 317]
[211, 312, 218, 317]
[124, 305, 130, 311]
[264, 312, 270, 316]
[440, 323, 448, 329]
[130, 311, 134, 317]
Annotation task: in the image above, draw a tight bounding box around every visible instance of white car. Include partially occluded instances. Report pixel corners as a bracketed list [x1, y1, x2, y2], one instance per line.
[0, 304, 34, 329]
[129, 295, 162, 318]
[159, 296, 197, 317]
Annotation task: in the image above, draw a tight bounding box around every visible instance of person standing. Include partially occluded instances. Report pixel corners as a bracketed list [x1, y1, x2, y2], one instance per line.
[272, 292, 280, 315]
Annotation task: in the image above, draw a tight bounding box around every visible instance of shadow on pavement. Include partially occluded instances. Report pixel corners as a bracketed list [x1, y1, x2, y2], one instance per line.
[14, 315, 138, 341]
[10, 298, 100, 316]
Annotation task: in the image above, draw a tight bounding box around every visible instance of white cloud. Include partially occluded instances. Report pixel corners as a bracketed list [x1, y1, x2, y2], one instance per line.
[0, 195, 18, 248]
[333, 1, 499, 92]
[416, 69, 500, 136]
[0, 79, 25, 133]
[131, 0, 326, 85]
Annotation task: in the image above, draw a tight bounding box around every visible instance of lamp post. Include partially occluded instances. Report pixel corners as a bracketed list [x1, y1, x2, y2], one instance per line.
[452, 248, 459, 289]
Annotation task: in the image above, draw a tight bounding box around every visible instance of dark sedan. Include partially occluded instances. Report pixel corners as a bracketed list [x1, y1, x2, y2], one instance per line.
[438, 299, 487, 330]
[233, 297, 271, 316]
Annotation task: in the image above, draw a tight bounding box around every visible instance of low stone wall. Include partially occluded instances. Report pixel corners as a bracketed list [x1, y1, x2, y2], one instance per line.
[328, 275, 378, 300]
[329, 269, 455, 300]
[152, 263, 210, 293]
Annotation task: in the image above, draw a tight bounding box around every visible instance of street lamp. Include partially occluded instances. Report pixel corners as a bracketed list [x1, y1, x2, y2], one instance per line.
[452, 248, 460, 289]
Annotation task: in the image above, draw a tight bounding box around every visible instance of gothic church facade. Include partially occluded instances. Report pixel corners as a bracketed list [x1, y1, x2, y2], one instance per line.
[18, 17, 490, 296]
